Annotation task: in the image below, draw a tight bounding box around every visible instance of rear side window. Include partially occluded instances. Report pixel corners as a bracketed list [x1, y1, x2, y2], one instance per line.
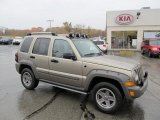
[32, 38, 50, 56]
[20, 37, 33, 53]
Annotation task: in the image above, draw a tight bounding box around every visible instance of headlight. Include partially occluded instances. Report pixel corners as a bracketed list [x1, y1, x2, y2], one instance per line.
[135, 74, 139, 81]
[152, 48, 158, 50]
[132, 70, 139, 82]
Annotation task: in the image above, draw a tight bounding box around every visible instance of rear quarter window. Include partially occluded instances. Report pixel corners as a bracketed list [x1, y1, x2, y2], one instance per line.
[20, 37, 33, 53]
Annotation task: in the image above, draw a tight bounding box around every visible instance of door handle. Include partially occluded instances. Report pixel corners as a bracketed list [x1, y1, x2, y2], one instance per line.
[51, 59, 59, 63]
[30, 56, 35, 59]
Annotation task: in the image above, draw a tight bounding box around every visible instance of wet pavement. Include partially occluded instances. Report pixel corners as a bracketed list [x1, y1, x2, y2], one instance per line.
[0, 45, 160, 120]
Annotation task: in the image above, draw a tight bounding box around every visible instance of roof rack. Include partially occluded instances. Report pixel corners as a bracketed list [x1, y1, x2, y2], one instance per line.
[27, 32, 57, 36]
[68, 33, 88, 39]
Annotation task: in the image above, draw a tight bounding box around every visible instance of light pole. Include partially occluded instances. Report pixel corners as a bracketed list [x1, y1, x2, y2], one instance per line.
[47, 19, 54, 32]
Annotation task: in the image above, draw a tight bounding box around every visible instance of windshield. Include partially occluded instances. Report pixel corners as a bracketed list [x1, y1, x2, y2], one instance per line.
[93, 41, 104, 45]
[150, 40, 160, 45]
[73, 39, 103, 57]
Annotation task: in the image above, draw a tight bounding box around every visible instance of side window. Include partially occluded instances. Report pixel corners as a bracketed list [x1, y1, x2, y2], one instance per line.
[52, 39, 74, 58]
[32, 38, 50, 56]
[20, 37, 33, 53]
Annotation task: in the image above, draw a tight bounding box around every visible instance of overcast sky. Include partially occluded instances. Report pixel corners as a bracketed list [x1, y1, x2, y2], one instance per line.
[0, 0, 159, 30]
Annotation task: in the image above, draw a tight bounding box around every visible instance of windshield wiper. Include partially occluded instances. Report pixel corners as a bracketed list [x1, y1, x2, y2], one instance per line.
[84, 53, 96, 57]
[84, 52, 103, 57]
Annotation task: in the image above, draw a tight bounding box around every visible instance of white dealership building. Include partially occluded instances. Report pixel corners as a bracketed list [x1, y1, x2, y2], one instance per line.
[106, 8, 160, 50]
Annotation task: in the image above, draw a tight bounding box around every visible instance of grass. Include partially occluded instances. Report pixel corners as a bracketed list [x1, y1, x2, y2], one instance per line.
[119, 50, 135, 56]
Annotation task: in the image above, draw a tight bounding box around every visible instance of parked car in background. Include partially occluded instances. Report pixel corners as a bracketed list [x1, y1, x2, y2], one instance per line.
[91, 36, 106, 41]
[141, 39, 160, 57]
[92, 40, 108, 53]
[13, 37, 23, 45]
[0, 37, 13, 45]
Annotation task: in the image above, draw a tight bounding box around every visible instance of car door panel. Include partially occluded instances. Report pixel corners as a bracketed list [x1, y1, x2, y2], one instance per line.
[49, 58, 82, 87]
[49, 39, 83, 87]
[31, 55, 50, 80]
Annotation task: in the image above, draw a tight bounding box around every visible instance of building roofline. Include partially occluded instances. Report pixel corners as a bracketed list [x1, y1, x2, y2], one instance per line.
[106, 8, 160, 13]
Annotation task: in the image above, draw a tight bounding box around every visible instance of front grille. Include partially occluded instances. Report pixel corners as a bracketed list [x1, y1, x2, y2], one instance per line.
[134, 66, 144, 86]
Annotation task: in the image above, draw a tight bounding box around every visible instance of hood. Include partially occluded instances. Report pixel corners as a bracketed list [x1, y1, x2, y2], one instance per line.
[150, 45, 160, 48]
[82, 55, 140, 71]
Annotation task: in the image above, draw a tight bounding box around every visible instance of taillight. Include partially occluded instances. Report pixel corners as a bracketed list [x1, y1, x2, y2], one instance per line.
[103, 44, 106, 47]
[15, 52, 18, 62]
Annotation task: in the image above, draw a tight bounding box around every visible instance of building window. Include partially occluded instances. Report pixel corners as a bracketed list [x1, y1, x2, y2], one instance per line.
[143, 31, 160, 40]
[111, 31, 137, 49]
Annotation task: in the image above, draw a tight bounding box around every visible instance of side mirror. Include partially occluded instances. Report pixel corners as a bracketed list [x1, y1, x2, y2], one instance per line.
[63, 53, 77, 61]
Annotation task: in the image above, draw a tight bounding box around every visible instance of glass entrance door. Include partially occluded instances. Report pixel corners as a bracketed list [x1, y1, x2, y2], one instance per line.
[111, 31, 137, 49]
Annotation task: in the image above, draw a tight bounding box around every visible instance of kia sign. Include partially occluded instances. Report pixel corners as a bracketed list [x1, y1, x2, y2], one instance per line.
[116, 14, 134, 25]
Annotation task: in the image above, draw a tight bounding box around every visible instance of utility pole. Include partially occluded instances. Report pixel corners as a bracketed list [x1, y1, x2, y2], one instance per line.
[47, 19, 54, 32]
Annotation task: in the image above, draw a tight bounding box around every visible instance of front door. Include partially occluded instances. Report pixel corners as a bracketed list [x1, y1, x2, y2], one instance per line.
[49, 39, 82, 87]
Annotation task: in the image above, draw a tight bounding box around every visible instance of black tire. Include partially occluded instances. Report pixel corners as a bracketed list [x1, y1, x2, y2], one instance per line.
[21, 68, 39, 90]
[91, 82, 122, 114]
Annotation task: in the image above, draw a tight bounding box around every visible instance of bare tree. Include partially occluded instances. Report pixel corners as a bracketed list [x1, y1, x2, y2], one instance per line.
[63, 22, 72, 33]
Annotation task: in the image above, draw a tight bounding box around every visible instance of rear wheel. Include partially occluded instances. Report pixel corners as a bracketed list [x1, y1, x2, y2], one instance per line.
[21, 68, 39, 90]
[92, 82, 122, 114]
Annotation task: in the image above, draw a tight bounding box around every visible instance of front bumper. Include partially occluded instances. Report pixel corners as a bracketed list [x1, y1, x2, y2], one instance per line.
[124, 76, 148, 100]
[150, 50, 160, 55]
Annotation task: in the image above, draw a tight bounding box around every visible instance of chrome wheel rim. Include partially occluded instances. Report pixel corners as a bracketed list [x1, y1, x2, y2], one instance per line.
[96, 88, 116, 109]
[22, 72, 32, 87]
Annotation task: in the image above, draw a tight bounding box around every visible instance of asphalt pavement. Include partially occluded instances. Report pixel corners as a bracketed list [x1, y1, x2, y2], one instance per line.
[0, 45, 160, 120]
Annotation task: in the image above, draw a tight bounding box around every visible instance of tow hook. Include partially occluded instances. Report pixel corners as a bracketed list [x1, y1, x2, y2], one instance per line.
[80, 93, 95, 120]
[144, 72, 148, 79]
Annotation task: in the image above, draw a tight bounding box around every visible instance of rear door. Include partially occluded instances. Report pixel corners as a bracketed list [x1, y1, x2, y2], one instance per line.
[49, 39, 83, 87]
[29, 37, 51, 80]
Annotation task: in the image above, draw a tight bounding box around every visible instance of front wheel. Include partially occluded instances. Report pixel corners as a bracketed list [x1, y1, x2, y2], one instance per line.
[92, 82, 122, 114]
[21, 68, 39, 90]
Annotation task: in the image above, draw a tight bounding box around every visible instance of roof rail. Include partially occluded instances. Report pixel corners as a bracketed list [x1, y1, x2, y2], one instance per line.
[27, 32, 57, 36]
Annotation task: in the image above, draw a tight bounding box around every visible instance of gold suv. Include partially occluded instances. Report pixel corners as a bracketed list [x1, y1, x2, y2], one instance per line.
[15, 32, 148, 113]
